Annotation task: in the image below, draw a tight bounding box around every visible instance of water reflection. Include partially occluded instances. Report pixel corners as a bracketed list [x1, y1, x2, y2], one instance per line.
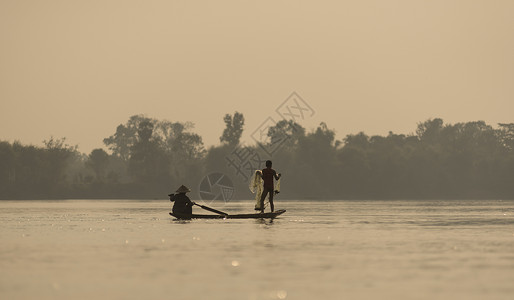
[255, 219, 274, 226]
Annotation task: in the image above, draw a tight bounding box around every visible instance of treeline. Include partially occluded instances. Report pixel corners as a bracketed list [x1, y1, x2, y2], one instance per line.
[1, 115, 513, 200]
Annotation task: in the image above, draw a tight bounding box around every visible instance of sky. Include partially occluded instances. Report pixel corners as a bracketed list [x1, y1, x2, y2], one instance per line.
[1, 0, 513, 154]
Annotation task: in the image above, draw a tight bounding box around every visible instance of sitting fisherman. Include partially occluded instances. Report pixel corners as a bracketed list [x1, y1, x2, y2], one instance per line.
[169, 185, 194, 214]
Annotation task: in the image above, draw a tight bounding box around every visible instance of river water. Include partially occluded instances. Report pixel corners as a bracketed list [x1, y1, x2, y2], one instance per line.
[1, 199, 513, 300]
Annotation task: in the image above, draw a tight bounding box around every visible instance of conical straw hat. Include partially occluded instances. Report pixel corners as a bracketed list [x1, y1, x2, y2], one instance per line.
[176, 185, 191, 193]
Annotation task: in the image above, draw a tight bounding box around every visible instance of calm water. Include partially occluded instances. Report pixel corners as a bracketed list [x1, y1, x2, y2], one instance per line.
[1, 199, 514, 300]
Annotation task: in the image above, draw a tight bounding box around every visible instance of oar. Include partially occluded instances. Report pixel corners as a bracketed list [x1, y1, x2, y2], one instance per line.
[193, 202, 228, 216]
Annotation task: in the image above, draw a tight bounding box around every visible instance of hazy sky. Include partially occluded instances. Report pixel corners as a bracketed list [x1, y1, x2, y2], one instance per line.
[1, 0, 513, 153]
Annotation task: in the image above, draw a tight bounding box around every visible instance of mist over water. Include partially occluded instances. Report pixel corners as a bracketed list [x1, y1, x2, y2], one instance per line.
[1, 199, 513, 300]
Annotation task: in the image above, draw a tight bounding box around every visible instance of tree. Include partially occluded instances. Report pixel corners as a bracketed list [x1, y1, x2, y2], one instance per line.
[337, 134, 371, 197]
[105, 115, 206, 162]
[498, 123, 514, 151]
[220, 112, 244, 146]
[293, 123, 338, 198]
[42, 137, 78, 192]
[103, 115, 154, 161]
[156, 120, 205, 160]
[0, 141, 15, 193]
[267, 120, 306, 151]
[86, 149, 110, 181]
[416, 118, 444, 142]
[129, 119, 168, 183]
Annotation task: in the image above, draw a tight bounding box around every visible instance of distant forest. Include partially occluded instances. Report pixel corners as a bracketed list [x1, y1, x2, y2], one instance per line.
[1, 114, 513, 200]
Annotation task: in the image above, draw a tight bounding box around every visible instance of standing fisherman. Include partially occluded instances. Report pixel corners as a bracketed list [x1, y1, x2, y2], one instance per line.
[258, 160, 281, 213]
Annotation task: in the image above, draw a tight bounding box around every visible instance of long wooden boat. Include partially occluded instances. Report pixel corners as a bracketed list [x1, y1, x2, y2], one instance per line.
[170, 209, 286, 220]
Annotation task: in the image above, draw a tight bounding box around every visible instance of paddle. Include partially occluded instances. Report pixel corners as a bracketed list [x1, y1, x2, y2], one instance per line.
[193, 202, 228, 216]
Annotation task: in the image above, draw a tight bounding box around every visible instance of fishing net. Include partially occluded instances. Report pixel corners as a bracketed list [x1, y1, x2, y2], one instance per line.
[249, 170, 264, 210]
[249, 170, 281, 210]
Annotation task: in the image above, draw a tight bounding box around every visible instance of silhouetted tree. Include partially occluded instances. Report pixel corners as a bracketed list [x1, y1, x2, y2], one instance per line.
[156, 120, 205, 160]
[220, 112, 244, 146]
[42, 137, 78, 194]
[2, 117, 514, 200]
[103, 115, 153, 161]
[337, 133, 371, 197]
[292, 122, 338, 198]
[498, 123, 514, 151]
[86, 149, 110, 182]
[416, 118, 444, 142]
[267, 120, 306, 151]
[129, 120, 169, 184]
[0, 141, 15, 194]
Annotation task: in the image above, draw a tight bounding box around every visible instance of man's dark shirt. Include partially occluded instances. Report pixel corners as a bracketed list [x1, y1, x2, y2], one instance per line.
[170, 193, 193, 214]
